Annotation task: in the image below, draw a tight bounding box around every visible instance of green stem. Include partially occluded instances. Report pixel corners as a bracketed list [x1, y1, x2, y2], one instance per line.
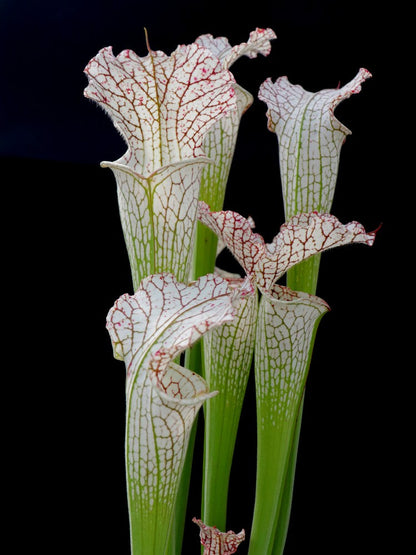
[192, 221, 218, 279]
[270, 255, 320, 555]
[200, 291, 257, 532]
[286, 254, 321, 297]
[201, 399, 234, 531]
[201, 359, 250, 531]
[271, 398, 304, 555]
[249, 404, 297, 555]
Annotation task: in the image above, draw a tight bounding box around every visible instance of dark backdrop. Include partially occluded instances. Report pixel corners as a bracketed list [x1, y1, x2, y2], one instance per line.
[2, 1, 403, 554]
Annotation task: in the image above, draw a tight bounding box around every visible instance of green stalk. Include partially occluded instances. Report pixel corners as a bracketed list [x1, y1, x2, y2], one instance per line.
[249, 286, 328, 555]
[201, 377, 240, 530]
[249, 400, 300, 554]
[271, 398, 304, 555]
[286, 254, 320, 298]
[192, 222, 218, 280]
[200, 294, 256, 530]
[270, 256, 320, 555]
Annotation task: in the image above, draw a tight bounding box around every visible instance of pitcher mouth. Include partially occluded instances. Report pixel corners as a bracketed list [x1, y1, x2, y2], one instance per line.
[100, 155, 213, 182]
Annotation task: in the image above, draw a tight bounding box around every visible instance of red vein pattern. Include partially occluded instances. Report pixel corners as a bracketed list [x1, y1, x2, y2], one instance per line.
[84, 43, 237, 174]
[198, 202, 377, 293]
[193, 518, 245, 554]
[84, 42, 238, 289]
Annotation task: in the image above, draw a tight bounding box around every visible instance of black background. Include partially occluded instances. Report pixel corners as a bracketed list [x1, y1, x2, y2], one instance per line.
[1, 1, 405, 554]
